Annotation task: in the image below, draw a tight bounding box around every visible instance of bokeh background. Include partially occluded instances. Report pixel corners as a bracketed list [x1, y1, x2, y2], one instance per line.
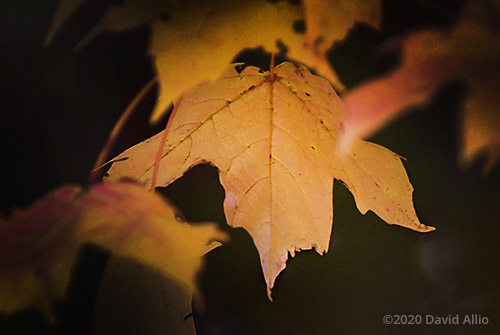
[1, 0, 499, 334]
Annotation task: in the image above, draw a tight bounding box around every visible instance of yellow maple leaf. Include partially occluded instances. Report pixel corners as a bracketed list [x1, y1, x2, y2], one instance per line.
[45, 0, 381, 122]
[106, 62, 434, 299]
[150, 0, 381, 122]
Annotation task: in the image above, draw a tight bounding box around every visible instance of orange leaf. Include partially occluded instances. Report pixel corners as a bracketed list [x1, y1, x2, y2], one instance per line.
[106, 62, 433, 299]
[342, 0, 500, 172]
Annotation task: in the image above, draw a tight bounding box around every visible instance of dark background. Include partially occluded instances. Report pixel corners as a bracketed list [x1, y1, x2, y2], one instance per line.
[1, 0, 499, 334]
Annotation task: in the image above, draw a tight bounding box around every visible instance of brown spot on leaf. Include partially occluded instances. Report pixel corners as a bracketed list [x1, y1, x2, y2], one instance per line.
[293, 20, 306, 34]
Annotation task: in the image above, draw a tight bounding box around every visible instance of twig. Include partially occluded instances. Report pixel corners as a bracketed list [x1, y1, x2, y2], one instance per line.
[89, 77, 157, 183]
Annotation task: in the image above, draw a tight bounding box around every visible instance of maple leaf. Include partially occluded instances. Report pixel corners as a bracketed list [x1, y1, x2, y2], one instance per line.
[106, 62, 434, 299]
[45, 0, 381, 122]
[342, 0, 500, 172]
[92, 243, 222, 335]
[92, 257, 197, 335]
[0, 180, 227, 320]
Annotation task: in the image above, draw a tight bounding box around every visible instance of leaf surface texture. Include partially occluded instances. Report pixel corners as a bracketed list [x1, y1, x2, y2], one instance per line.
[107, 63, 433, 297]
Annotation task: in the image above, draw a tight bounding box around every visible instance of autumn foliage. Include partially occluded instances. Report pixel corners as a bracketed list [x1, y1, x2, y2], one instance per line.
[1, 0, 499, 333]
[106, 62, 433, 299]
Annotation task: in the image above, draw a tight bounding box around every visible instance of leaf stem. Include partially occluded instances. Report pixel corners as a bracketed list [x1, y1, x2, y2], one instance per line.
[149, 95, 183, 192]
[89, 77, 157, 184]
[269, 52, 275, 81]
